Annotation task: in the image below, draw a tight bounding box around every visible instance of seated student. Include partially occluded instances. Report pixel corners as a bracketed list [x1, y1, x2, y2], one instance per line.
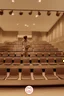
[22, 36, 31, 56]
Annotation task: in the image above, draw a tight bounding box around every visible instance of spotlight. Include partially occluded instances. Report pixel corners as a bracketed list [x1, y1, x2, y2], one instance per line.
[0, 10, 3, 15]
[9, 10, 14, 15]
[28, 11, 32, 15]
[47, 11, 51, 16]
[56, 11, 60, 16]
[19, 11, 23, 15]
[38, 11, 41, 15]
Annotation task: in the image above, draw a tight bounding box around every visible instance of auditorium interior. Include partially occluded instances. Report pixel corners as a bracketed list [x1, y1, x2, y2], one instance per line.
[0, 0, 64, 96]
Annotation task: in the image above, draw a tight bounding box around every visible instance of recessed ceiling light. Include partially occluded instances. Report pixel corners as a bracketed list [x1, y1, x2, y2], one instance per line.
[38, 0, 41, 3]
[25, 24, 27, 26]
[35, 15, 39, 17]
[33, 23, 35, 25]
[27, 25, 29, 27]
[25, 24, 29, 27]
[12, 0, 15, 3]
[17, 23, 19, 25]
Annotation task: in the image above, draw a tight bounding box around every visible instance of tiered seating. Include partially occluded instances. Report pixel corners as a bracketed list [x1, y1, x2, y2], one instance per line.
[0, 40, 63, 85]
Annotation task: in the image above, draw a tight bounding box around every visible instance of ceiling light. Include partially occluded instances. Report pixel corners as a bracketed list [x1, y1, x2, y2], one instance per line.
[0, 10, 4, 15]
[27, 25, 29, 27]
[25, 24, 29, 27]
[38, 11, 41, 15]
[47, 11, 51, 16]
[9, 10, 14, 15]
[35, 14, 39, 17]
[28, 11, 32, 15]
[25, 24, 27, 26]
[38, 0, 41, 2]
[56, 11, 60, 16]
[12, 12, 14, 15]
[17, 23, 19, 25]
[63, 60, 64, 62]
[12, 0, 15, 3]
[33, 23, 35, 25]
[19, 12, 23, 15]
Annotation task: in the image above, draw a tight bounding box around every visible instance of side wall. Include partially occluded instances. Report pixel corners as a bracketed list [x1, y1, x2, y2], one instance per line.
[47, 15, 64, 51]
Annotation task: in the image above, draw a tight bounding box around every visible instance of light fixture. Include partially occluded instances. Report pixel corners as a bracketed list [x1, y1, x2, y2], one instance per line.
[19, 11, 23, 15]
[17, 23, 19, 25]
[33, 23, 35, 25]
[56, 11, 60, 16]
[63, 60, 64, 62]
[38, 0, 41, 3]
[9, 10, 14, 15]
[25, 24, 29, 27]
[35, 14, 39, 18]
[12, 0, 15, 3]
[0, 9, 62, 17]
[28, 11, 32, 15]
[38, 11, 41, 15]
[0, 10, 3, 15]
[47, 11, 51, 16]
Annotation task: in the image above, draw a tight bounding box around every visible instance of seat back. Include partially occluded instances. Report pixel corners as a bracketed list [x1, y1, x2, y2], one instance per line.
[56, 57, 63, 62]
[0, 57, 3, 64]
[40, 57, 47, 63]
[5, 57, 12, 63]
[56, 68, 64, 74]
[0, 68, 7, 75]
[31, 57, 38, 63]
[22, 68, 30, 76]
[23, 57, 30, 63]
[48, 57, 55, 62]
[45, 68, 54, 75]
[33, 68, 42, 75]
[10, 69, 19, 75]
[13, 57, 21, 63]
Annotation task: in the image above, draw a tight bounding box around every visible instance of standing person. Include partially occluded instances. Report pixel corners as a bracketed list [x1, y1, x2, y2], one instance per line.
[22, 36, 31, 56]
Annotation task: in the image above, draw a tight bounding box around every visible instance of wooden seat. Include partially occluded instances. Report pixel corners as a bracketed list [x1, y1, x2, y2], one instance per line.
[4, 57, 12, 65]
[0, 68, 7, 80]
[36, 52, 42, 57]
[2, 52, 8, 57]
[56, 57, 64, 65]
[56, 52, 62, 56]
[22, 57, 30, 66]
[31, 57, 40, 66]
[13, 57, 21, 65]
[7, 69, 19, 80]
[9, 52, 15, 57]
[49, 52, 56, 56]
[33, 68, 44, 79]
[40, 57, 48, 65]
[22, 68, 31, 79]
[45, 68, 57, 80]
[0, 57, 3, 65]
[56, 68, 64, 79]
[48, 57, 57, 65]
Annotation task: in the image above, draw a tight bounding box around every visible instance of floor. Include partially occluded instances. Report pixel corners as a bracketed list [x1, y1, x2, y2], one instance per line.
[0, 86, 64, 96]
